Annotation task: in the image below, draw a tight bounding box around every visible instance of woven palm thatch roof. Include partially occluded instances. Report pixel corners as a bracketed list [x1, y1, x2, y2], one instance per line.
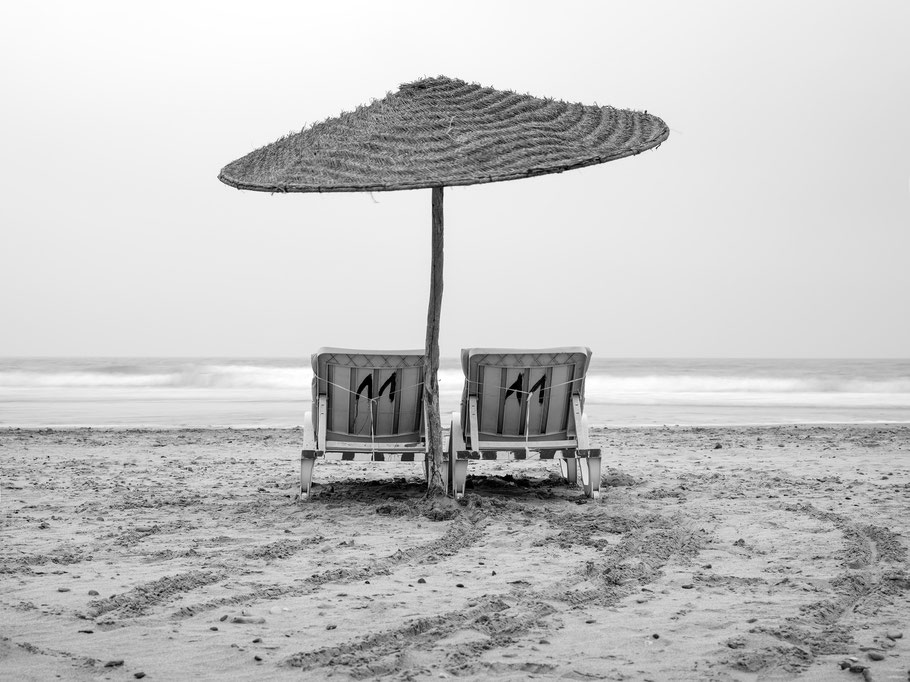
[218, 76, 668, 193]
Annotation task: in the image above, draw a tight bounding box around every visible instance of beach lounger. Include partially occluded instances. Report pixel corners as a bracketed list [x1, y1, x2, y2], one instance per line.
[300, 348, 427, 500]
[447, 347, 601, 499]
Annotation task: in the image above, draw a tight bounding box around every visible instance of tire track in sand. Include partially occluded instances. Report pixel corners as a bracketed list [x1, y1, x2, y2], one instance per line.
[172, 512, 486, 619]
[1, 635, 100, 668]
[280, 504, 707, 678]
[281, 595, 555, 677]
[726, 503, 909, 674]
[535, 509, 706, 607]
[87, 570, 226, 618]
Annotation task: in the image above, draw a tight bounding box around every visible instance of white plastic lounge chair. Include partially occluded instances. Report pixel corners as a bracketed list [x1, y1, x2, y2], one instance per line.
[447, 347, 601, 499]
[300, 348, 427, 500]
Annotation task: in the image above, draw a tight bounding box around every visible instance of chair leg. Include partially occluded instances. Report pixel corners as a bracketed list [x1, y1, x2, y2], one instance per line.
[583, 456, 602, 499]
[301, 411, 318, 502]
[578, 454, 590, 490]
[446, 413, 465, 496]
[451, 458, 468, 499]
[560, 456, 578, 485]
[300, 452, 317, 501]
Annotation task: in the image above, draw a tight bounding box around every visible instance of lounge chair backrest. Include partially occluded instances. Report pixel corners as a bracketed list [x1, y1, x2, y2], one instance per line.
[311, 348, 425, 443]
[460, 347, 592, 442]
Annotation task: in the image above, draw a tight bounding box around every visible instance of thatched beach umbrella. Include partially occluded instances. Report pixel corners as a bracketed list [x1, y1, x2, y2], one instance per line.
[218, 76, 668, 494]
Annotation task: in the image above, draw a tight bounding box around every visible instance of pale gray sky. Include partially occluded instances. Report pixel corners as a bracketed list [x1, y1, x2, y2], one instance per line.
[2, 1, 908, 358]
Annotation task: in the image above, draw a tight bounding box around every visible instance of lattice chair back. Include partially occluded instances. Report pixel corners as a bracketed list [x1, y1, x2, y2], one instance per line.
[459, 347, 592, 444]
[311, 349, 426, 444]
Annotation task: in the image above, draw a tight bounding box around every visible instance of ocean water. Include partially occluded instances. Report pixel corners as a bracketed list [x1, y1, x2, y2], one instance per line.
[0, 357, 908, 429]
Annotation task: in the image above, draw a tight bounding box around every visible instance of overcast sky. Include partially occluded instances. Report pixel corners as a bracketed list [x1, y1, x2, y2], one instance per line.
[2, 1, 908, 358]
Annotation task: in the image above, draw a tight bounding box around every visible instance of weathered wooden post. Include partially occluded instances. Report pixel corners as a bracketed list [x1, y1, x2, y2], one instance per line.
[424, 186, 446, 494]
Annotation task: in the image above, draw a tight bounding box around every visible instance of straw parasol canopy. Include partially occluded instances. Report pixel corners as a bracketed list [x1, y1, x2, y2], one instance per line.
[218, 76, 668, 193]
[218, 76, 668, 496]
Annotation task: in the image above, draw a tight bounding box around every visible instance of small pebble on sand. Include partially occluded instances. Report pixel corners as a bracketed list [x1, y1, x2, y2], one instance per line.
[220, 614, 228, 621]
[254, 655, 262, 662]
[231, 616, 265, 625]
[134, 674, 146, 680]
[326, 625, 337, 630]
[253, 638, 262, 643]
[210, 626, 218, 631]
[88, 590, 99, 596]
[57, 588, 70, 593]
[78, 629, 93, 634]
[418, 578, 426, 584]
[104, 660, 124, 668]
[652, 634, 660, 639]
[681, 584, 694, 589]
[868, 651, 885, 661]
[886, 631, 903, 640]
[456, 583, 465, 588]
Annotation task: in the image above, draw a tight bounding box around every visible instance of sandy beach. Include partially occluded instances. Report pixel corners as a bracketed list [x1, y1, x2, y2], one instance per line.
[2, 425, 909, 681]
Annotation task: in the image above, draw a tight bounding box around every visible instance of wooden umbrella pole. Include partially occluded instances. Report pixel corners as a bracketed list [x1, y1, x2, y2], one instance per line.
[424, 186, 446, 494]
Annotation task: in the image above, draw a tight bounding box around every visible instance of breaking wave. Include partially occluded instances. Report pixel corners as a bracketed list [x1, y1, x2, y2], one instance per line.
[1, 358, 908, 427]
[2, 363, 909, 398]
[583, 375, 910, 396]
[0, 364, 311, 390]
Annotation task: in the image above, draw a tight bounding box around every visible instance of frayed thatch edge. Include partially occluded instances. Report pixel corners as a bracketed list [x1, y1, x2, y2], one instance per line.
[217, 127, 668, 194]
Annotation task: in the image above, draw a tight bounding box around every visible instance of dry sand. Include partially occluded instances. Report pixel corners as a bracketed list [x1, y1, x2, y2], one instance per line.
[2, 425, 909, 681]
